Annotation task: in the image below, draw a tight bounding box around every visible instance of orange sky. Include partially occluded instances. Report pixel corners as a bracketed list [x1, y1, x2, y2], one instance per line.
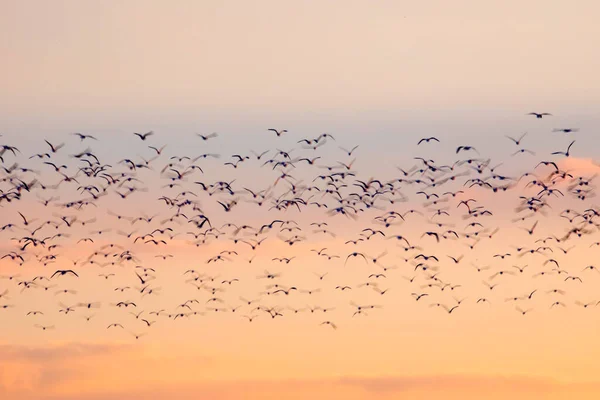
[1, 154, 599, 399]
[1, 1, 600, 399]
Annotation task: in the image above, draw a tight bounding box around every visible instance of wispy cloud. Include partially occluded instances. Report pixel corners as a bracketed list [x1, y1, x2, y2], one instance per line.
[0, 342, 130, 363]
[0, 342, 133, 395]
[338, 374, 560, 392]
[1, 373, 599, 400]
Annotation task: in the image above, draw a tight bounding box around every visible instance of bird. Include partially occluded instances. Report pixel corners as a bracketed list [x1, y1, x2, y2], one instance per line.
[412, 293, 429, 301]
[527, 112, 552, 118]
[72, 133, 98, 141]
[456, 146, 479, 154]
[552, 128, 578, 133]
[197, 133, 218, 141]
[133, 131, 154, 140]
[418, 137, 440, 145]
[51, 270, 79, 279]
[339, 145, 359, 156]
[268, 129, 287, 137]
[516, 307, 532, 315]
[506, 132, 527, 145]
[551, 140, 575, 157]
[34, 324, 55, 331]
[44, 140, 65, 153]
[320, 321, 337, 329]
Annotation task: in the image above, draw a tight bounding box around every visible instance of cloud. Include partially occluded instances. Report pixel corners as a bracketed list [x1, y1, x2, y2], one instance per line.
[0, 343, 598, 400]
[0, 342, 130, 363]
[337, 374, 559, 393]
[557, 157, 600, 174]
[0, 342, 133, 395]
[2, 374, 598, 400]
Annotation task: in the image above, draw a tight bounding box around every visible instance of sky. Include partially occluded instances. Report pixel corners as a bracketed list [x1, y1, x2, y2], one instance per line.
[1, 1, 600, 399]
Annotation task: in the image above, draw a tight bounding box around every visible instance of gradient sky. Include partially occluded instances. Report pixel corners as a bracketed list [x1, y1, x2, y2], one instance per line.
[1, 1, 600, 399]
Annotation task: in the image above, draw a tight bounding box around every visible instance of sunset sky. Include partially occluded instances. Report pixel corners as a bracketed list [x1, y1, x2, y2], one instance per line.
[1, 1, 600, 399]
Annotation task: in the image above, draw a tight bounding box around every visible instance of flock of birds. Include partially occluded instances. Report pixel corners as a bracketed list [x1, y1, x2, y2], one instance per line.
[0, 111, 599, 339]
